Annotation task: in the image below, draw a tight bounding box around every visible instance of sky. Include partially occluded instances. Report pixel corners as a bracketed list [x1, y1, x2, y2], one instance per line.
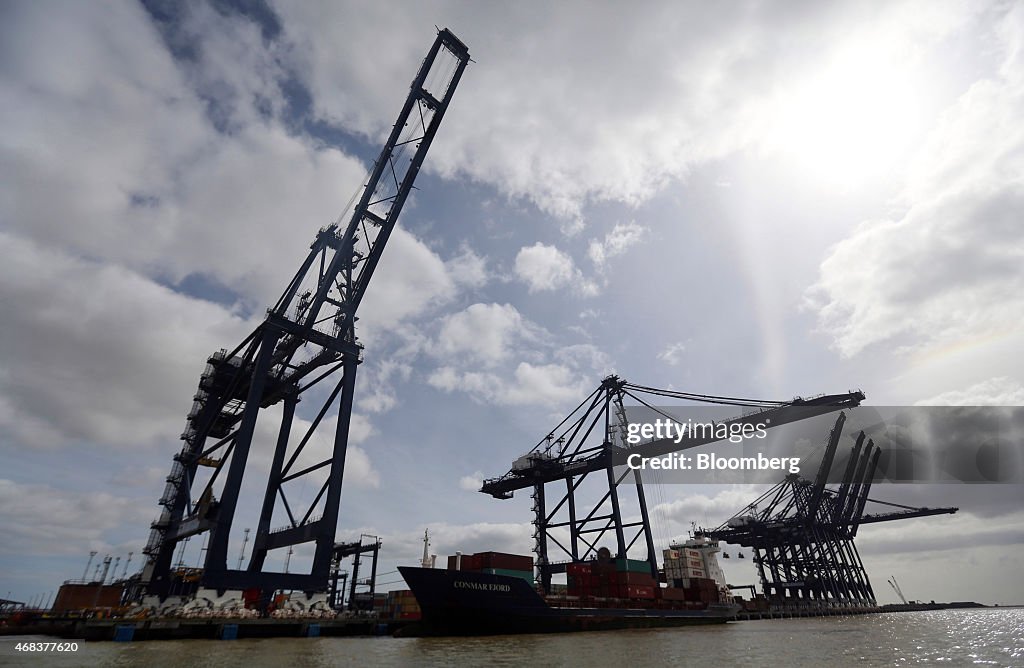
[1, 0, 1022, 608]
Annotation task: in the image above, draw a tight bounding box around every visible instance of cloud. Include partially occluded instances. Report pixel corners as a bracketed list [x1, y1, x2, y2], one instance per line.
[434, 303, 540, 367]
[652, 485, 767, 529]
[404, 522, 534, 561]
[357, 228, 462, 335]
[428, 362, 590, 407]
[0, 233, 253, 450]
[356, 359, 413, 414]
[459, 471, 484, 492]
[588, 221, 647, 268]
[807, 4, 1024, 357]
[514, 242, 597, 296]
[657, 342, 688, 366]
[916, 377, 1024, 406]
[0, 0, 460, 337]
[426, 304, 607, 407]
[0, 479, 153, 557]
[447, 246, 490, 289]
[272, 2, 972, 221]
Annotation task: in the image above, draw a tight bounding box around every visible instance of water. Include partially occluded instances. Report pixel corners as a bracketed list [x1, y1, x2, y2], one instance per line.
[2, 609, 1022, 667]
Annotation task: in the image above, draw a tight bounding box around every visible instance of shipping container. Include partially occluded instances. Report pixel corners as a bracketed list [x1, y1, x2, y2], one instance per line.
[475, 552, 533, 571]
[566, 562, 592, 576]
[52, 583, 125, 612]
[660, 587, 689, 601]
[617, 571, 657, 586]
[614, 558, 651, 573]
[482, 568, 533, 581]
[626, 585, 655, 599]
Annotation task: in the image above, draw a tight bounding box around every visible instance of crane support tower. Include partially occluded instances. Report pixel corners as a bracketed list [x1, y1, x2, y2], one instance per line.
[140, 29, 470, 597]
[705, 413, 957, 610]
[481, 375, 865, 593]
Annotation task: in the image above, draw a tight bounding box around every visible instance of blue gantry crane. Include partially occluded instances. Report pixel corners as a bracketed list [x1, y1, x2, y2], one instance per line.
[140, 29, 470, 598]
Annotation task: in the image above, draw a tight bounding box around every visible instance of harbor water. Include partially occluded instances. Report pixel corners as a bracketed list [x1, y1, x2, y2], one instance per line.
[2, 608, 1021, 667]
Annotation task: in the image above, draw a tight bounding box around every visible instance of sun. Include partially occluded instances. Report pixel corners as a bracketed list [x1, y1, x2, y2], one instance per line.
[765, 46, 930, 190]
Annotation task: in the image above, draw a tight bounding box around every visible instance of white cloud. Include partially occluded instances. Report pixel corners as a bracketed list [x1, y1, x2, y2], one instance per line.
[554, 344, 613, 374]
[417, 522, 534, 559]
[916, 377, 1024, 406]
[514, 243, 598, 296]
[459, 471, 484, 492]
[0, 479, 153, 556]
[447, 246, 490, 288]
[428, 361, 589, 407]
[0, 0, 460, 340]
[807, 4, 1024, 357]
[357, 359, 413, 414]
[588, 221, 647, 268]
[657, 341, 688, 366]
[0, 233, 253, 450]
[344, 444, 381, 489]
[653, 485, 766, 530]
[435, 303, 540, 367]
[357, 228, 461, 335]
[272, 2, 972, 221]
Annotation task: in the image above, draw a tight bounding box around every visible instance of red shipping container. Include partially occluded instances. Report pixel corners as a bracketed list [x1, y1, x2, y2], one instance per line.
[475, 552, 533, 571]
[567, 562, 592, 576]
[618, 572, 656, 586]
[661, 587, 688, 601]
[448, 554, 483, 571]
[626, 585, 655, 599]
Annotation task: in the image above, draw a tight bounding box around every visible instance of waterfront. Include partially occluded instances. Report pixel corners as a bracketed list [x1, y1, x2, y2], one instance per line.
[1, 608, 1021, 667]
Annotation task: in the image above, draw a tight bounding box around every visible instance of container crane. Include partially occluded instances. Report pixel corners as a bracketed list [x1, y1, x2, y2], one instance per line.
[140, 29, 470, 598]
[704, 413, 957, 610]
[480, 375, 865, 593]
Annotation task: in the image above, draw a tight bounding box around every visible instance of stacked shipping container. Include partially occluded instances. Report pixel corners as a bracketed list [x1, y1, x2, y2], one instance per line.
[566, 559, 657, 599]
[663, 547, 707, 581]
[446, 551, 534, 582]
[386, 589, 421, 621]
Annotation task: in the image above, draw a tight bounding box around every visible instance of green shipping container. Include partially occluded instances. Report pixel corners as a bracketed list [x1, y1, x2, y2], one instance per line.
[483, 568, 534, 581]
[614, 558, 651, 573]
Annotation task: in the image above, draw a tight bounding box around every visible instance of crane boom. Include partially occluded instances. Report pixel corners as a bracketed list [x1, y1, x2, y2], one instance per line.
[481, 378, 864, 498]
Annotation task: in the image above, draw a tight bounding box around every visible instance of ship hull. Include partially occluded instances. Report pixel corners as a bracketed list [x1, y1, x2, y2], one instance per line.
[398, 566, 738, 636]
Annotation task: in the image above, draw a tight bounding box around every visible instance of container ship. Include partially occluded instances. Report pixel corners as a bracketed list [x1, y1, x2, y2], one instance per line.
[398, 538, 739, 636]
